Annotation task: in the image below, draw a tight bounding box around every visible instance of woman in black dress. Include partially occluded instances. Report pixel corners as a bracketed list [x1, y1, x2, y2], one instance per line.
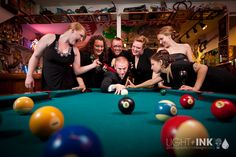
[78, 35, 108, 88]
[155, 25, 196, 88]
[25, 22, 100, 90]
[157, 25, 195, 62]
[129, 49, 236, 94]
[129, 35, 154, 84]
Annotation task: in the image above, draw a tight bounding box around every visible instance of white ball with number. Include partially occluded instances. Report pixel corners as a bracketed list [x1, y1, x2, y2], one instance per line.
[121, 89, 128, 95]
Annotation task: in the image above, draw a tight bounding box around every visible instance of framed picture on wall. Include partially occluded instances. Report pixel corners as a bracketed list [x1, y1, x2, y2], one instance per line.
[1, 0, 19, 14]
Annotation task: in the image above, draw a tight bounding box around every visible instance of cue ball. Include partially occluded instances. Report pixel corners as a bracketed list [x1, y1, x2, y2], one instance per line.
[121, 89, 128, 95]
[211, 99, 236, 121]
[43, 126, 103, 157]
[118, 97, 135, 114]
[29, 106, 64, 139]
[13, 96, 34, 114]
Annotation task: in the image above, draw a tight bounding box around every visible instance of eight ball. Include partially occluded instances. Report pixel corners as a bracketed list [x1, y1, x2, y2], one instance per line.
[118, 97, 135, 114]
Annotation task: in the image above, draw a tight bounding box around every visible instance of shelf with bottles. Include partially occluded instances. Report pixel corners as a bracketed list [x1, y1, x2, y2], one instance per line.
[201, 48, 219, 66]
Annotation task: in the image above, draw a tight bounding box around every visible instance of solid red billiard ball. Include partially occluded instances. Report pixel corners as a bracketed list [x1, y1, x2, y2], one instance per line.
[211, 99, 236, 121]
[179, 94, 195, 109]
[118, 97, 135, 114]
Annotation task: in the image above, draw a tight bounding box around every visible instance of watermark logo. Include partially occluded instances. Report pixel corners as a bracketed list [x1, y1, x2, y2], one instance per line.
[214, 138, 222, 149]
[221, 139, 229, 149]
[166, 138, 229, 150]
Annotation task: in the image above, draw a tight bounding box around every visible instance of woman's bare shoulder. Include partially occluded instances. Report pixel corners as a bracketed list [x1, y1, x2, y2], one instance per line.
[38, 34, 56, 47]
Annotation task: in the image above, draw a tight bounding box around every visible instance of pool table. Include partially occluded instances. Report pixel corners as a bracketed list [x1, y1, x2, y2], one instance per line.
[0, 89, 236, 157]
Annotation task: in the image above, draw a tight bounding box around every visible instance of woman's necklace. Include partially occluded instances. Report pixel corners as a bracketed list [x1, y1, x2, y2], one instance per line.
[54, 41, 72, 57]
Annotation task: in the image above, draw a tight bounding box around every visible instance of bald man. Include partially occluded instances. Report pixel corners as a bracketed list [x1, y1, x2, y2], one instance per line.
[101, 56, 129, 94]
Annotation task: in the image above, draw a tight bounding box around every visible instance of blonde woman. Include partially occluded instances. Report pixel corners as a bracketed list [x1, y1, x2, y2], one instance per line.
[25, 22, 100, 90]
[157, 25, 195, 62]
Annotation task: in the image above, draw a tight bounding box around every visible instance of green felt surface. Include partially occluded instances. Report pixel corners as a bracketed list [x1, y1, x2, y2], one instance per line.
[0, 89, 236, 157]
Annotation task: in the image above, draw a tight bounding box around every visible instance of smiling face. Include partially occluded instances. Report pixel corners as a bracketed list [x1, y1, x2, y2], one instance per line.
[93, 39, 104, 56]
[69, 29, 85, 45]
[111, 39, 123, 56]
[131, 41, 144, 56]
[157, 34, 171, 48]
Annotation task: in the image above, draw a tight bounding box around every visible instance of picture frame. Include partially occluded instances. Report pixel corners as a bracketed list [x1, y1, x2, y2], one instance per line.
[1, 0, 19, 14]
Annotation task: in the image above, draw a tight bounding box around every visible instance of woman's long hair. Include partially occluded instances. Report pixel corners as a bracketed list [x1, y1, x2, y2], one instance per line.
[81, 35, 108, 63]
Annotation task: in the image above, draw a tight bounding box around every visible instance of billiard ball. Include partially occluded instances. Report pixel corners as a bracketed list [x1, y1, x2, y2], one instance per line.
[161, 116, 209, 157]
[154, 100, 177, 122]
[29, 106, 64, 139]
[118, 97, 135, 114]
[179, 94, 195, 109]
[13, 96, 34, 114]
[160, 89, 167, 96]
[211, 99, 236, 121]
[43, 126, 103, 157]
[158, 100, 176, 107]
[121, 88, 128, 95]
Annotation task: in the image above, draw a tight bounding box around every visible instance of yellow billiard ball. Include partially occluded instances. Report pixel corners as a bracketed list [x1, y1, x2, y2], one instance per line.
[13, 96, 34, 114]
[29, 106, 64, 139]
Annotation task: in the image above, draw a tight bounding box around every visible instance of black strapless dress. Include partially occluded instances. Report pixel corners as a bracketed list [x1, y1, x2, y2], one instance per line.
[170, 53, 188, 62]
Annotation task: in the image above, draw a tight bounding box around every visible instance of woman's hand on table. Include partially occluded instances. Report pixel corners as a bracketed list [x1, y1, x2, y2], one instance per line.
[72, 84, 86, 92]
[179, 85, 199, 92]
